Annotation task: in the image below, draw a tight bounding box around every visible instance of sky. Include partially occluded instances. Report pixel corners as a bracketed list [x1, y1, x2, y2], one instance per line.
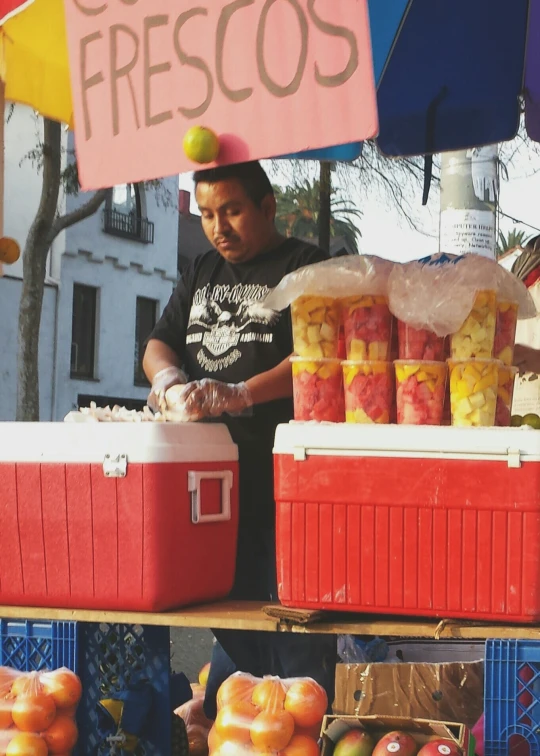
[179, 136, 540, 263]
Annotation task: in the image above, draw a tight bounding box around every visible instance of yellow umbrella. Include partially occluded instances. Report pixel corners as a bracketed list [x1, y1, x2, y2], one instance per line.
[0, 0, 72, 273]
[1, 0, 72, 125]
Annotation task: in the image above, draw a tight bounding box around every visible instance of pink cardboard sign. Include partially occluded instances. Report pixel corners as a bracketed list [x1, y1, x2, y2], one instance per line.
[64, 0, 378, 189]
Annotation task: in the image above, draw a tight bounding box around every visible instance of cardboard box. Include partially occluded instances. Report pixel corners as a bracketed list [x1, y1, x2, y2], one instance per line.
[333, 662, 483, 728]
[385, 639, 485, 664]
[321, 715, 474, 756]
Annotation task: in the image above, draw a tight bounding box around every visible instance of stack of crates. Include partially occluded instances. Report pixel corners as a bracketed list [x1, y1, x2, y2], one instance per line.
[0, 619, 174, 755]
[485, 639, 540, 756]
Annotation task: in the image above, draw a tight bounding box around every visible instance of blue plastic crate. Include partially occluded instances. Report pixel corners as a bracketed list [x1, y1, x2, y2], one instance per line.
[485, 639, 540, 756]
[0, 619, 78, 673]
[78, 623, 172, 756]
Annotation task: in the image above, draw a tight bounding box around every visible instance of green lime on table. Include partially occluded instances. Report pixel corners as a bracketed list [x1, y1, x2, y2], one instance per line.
[523, 413, 540, 429]
[511, 415, 523, 427]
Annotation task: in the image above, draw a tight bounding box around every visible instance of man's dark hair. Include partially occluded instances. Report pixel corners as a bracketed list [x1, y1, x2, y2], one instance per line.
[193, 161, 274, 207]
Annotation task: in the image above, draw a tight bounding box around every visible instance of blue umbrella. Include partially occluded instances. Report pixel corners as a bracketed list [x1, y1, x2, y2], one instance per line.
[289, 0, 533, 161]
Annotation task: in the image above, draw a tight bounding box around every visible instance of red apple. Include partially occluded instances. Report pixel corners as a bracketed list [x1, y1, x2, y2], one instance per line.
[417, 740, 461, 756]
[373, 731, 418, 756]
[334, 729, 376, 756]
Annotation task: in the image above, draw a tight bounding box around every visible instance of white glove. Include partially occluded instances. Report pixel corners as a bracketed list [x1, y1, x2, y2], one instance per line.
[147, 366, 187, 413]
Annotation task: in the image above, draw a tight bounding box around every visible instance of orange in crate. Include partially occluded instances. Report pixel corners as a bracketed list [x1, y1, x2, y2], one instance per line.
[251, 679, 285, 711]
[11, 694, 55, 733]
[40, 670, 82, 710]
[250, 709, 295, 751]
[5, 732, 48, 756]
[215, 701, 258, 744]
[284, 679, 328, 729]
[281, 734, 320, 755]
[42, 715, 78, 752]
[217, 676, 256, 710]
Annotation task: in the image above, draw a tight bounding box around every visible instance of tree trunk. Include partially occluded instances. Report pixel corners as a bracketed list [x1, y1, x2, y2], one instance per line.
[16, 119, 61, 421]
[318, 161, 332, 253]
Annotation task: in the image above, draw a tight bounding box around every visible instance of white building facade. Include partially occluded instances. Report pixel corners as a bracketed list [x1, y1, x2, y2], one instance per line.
[0, 106, 179, 421]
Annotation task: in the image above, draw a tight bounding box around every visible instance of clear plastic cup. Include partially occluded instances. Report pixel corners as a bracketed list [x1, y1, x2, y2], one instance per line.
[291, 296, 340, 359]
[448, 358, 500, 427]
[291, 357, 344, 422]
[397, 321, 446, 361]
[342, 360, 394, 424]
[496, 366, 518, 427]
[341, 295, 393, 361]
[395, 360, 447, 425]
[450, 290, 497, 359]
[494, 300, 519, 366]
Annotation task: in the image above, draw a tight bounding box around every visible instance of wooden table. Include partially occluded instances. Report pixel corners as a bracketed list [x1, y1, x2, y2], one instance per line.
[0, 601, 538, 640]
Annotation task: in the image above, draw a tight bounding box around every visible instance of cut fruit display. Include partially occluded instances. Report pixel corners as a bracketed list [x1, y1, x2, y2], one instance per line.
[494, 300, 519, 366]
[450, 290, 497, 359]
[341, 295, 393, 361]
[291, 358, 345, 422]
[291, 296, 340, 359]
[449, 359, 500, 427]
[496, 366, 518, 427]
[395, 361, 447, 426]
[398, 320, 446, 361]
[342, 361, 394, 424]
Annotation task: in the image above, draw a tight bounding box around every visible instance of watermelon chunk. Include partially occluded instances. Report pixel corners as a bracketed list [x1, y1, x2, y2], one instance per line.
[292, 360, 345, 422]
[342, 297, 393, 361]
[398, 321, 446, 361]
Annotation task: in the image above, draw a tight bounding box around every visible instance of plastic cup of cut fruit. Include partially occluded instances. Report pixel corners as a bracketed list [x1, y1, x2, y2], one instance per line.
[341, 295, 393, 361]
[448, 358, 501, 427]
[342, 360, 394, 424]
[291, 357, 344, 422]
[397, 321, 446, 361]
[450, 289, 497, 359]
[395, 360, 447, 425]
[291, 296, 340, 359]
[494, 300, 519, 366]
[496, 366, 518, 427]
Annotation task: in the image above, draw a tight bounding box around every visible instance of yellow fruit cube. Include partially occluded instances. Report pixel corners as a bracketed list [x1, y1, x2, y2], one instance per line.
[498, 346, 513, 366]
[368, 342, 379, 360]
[350, 339, 367, 360]
[307, 325, 321, 344]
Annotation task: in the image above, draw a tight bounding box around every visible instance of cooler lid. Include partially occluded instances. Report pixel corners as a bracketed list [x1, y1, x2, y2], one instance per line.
[0, 422, 238, 463]
[273, 422, 540, 465]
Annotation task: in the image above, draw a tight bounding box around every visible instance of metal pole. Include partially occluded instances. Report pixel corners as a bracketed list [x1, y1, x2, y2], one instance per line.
[439, 146, 499, 259]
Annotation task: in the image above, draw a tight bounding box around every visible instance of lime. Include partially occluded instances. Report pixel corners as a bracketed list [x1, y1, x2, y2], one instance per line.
[511, 414, 523, 427]
[183, 126, 220, 164]
[523, 413, 540, 429]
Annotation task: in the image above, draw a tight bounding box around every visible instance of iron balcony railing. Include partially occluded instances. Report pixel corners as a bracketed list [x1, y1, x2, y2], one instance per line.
[103, 208, 154, 244]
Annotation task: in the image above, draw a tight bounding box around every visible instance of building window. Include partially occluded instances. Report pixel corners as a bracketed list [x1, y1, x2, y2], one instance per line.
[71, 284, 98, 379]
[134, 297, 158, 386]
[103, 183, 155, 244]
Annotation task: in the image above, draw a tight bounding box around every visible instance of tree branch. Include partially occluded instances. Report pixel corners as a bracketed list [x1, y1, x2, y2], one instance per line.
[50, 188, 111, 242]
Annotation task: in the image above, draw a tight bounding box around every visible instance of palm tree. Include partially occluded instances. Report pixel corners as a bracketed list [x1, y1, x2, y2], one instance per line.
[274, 180, 361, 254]
[497, 228, 528, 257]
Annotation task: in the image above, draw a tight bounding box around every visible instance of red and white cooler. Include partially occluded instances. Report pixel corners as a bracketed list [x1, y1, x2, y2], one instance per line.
[0, 422, 238, 611]
[274, 423, 540, 623]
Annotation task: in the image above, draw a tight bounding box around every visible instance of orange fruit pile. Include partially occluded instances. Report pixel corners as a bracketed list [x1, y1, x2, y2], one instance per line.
[0, 667, 82, 755]
[209, 673, 327, 755]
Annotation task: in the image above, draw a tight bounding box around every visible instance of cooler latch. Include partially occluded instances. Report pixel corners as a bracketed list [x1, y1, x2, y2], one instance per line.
[103, 454, 128, 478]
[189, 470, 233, 524]
[293, 446, 307, 461]
[507, 449, 522, 469]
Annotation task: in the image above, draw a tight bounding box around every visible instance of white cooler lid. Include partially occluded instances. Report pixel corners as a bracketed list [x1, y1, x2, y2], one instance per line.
[273, 422, 540, 464]
[0, 422, 238, 463]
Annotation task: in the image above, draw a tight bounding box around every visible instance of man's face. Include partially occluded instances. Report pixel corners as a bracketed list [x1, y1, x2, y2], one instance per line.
[196, 178, 276, 263]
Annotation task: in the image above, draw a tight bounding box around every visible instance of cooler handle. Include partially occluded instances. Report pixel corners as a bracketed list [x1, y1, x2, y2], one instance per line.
[188, 470, 233, 524]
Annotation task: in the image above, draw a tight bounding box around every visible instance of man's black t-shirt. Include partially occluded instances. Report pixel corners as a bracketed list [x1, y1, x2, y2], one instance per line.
[150, 237, 327, 526]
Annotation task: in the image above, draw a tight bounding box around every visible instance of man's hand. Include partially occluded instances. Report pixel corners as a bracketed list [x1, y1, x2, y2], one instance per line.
[514, 344, 540, 375]
[148, 366, 187, 413]
[180, 379, 253, 421]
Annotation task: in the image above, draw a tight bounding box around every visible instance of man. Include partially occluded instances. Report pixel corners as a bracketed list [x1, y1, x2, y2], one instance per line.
[143, 161, 336, 719]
